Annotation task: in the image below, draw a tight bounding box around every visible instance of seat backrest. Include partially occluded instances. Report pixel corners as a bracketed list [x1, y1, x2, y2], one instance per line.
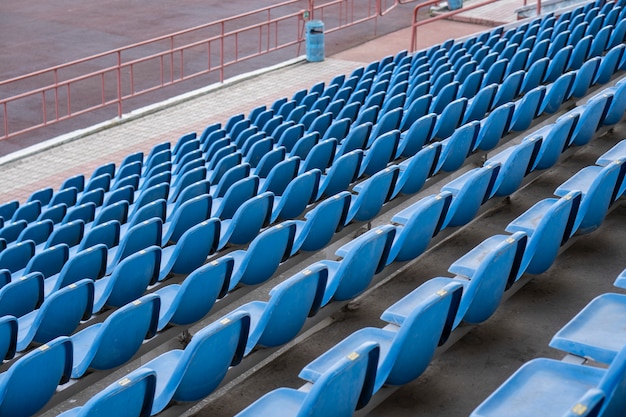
[250, 264, 327, 348]
[17, 219, 54, 246]
[300, 341, 380, 417]
[0, 272, 44, 318]
[0, 240, 34, 273]
[226, 192, 274, 247]
[216, 176, 260, 220]
[57, 244, 108, 290]
[75, 369, 157, 417]
[90, 294, 160, 370]
[12, 200, 41, 223]
[166, 255, 234, 327]
[105, 246, 161, 308]
[295, 191, 351, 253]
[64, 202, 96, 225]
[329, 225, 396, 302]
[0, 336, 72, 417]
[164, 218, 220, 276]
[169, 310, 250, 404]
[320, 150, 363, 199]
[236, 221, 296, 288]
[0, 316, 17, 361]
[49, 187, 78, 208]
[262, 157, 300, 196]
[33, 279, 94, 345]
[46, 219, 85, 248]
[165, 194, 212, 244]
[383, 281, 463, 386]
[24, 243, 69, 279]
[80, 220, 120, 251]
[117, 218, 163, 263]
[93, 200, 129, 228]
[336, 123, 371, 160]
[598, 344, 626, 416]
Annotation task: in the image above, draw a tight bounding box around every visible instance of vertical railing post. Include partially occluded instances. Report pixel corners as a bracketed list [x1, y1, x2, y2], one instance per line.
[3, 103, 8, 139]
[54, 69, 59, 121]
[220, 21, 225, 82]
[117, 51, 123, 117]
[536, 0, 541, 16]
[309, 0, 315, 20]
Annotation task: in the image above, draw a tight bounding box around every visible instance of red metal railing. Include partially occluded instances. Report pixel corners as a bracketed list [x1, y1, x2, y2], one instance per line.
[0, 0, 424, 141]
[410, 0, 542, 52]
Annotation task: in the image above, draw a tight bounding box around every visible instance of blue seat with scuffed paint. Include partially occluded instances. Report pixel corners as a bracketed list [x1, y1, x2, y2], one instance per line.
[57, 368, 157, 417]
[470, 344, 626, 417]
[155, 256, 232, 331]
[140, 310, 250, 414]
[234, 341, 380, 417]
[316, 225, 396, 306]
[226, 221, 296, 291]
[70, 293, 160, 378]
[233, 264, 327, 355]
[290, 191, 350, 255]
[0, 336, 72, 417]
[387, 192, 452, 265]
[300, 281, 462, 393]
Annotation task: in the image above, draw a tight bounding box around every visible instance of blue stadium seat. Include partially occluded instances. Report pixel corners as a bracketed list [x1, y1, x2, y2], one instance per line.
[395, 113, 436, 159]
[531, 116, 576, 171]
[596, 139, 626, 199]
[44, 244, 107, 297]
[317, 150, 363, 200]
[218, 191, 273, 249]
[474, 103, 514, 151]
[105, 217, 162, 275]
[212, 176, 259, 220]
[485, 136, 542, 197]
[71, 293, 160, 378]
[550, 292, 626, 365]
[334, 123, 370, 161]
[554, 163, 620, 236]
[271, 169, 321, 222]
[415, 232, 526, 330]
[16, 278, 94, 351]
[235, 264, 327, 354]
[435, 120, 480, 174]
[392, 142, 441, 198]
[299, 139, 336, 174]
[161, 194, 211, 245]
[0, 220, 28, 245]
[441, 164, 500, 228]
[227, 221, 296, 291]
[317, 225, 395, 306]
[291, 191, 350, 255]
[57, 368, 157, 417]
[301, 281, 462, 392]
[359, 130, 399, 177]
[387, 192, 451, 264]
[470, 344, 626, 417]
[433, 98, 468, 139]
[568, 94, 611, 147]
[0, 272, 44, 319]
[158, 218, 220, 281]
[506, 191, 581, 279]
[0, 240, 34, 274]
[17, 219, 54, 246]
[0, 336, 72, 417]
[235, 341, 380, 417]
[347, 167, 399, 224]
[93, 246, 160, 312]
[155, 256, 232, 331]
[142, 310, 250, 414]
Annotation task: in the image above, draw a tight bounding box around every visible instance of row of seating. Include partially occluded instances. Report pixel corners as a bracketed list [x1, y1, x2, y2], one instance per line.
[470, 268, 626, 417]
[28, 116, 623, 417]
[231, 135, 626, 416]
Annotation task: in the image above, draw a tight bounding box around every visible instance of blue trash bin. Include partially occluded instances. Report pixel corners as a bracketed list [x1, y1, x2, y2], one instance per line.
[305, 20, 325, 62]
[448, 0, 463, 10]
